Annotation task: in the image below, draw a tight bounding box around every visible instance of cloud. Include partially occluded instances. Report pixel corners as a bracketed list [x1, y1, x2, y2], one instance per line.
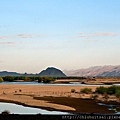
[78, 32, 119, 38]
[0, 35, 15, 40]
[0, 33, 46, 40]
[17, 34, 47, 39]
[0, 36, 9, 39]
[17, 34, 34, 38]
[0, 42, 15, 45]
[92, 32, 118, 37]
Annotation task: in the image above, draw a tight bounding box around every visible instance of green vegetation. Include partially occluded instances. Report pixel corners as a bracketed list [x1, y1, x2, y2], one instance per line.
[2, 76, 56, 83]
[115, 90, 120, 98]
[80, 88, 92, 94]
[2, 76, 32, 82]
[38, 77, 56, 83]
[95, 86, 107, 94]
[1, 76, 87, 83]
[3, 76, 15, 82]
[71, 89, 76, 93]
[71, 86, 120, 98]
[107, 86, 116, 95]
[69, 85, 120, 99]
[0, 77, 4, 82]
[95, 85, 120, 97]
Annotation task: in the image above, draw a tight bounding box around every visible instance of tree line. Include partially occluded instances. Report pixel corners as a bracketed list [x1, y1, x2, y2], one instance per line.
[0, 76, 86, 83]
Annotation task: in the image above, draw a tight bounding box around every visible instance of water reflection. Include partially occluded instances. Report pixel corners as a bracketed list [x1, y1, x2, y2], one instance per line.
[0, 102, 69, 114]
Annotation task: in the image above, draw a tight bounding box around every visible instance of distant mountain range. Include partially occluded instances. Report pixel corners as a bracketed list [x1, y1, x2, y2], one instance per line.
[0, 71, 21, 77]
[64, 65, 120, 77]
[0, 67, 66, 77]
[0, 65, 120, 77]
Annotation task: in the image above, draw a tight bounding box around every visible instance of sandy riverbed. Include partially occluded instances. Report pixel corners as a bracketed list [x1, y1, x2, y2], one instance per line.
[0, 84, 119, 114]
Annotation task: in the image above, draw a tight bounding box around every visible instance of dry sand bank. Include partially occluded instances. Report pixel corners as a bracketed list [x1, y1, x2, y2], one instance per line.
[0, 84, 119, 113]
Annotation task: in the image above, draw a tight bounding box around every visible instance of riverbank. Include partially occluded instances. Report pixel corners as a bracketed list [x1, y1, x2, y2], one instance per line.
[0, 84, 120, 114]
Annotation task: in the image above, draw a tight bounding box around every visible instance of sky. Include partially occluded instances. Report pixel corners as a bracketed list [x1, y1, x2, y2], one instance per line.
[0, 0, 120, 73]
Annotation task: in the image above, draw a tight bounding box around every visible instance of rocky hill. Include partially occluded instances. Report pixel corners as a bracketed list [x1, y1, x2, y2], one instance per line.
[64, 65, 120, 77]
[0, 67, 66, 77]
[39, 67, 66, 77]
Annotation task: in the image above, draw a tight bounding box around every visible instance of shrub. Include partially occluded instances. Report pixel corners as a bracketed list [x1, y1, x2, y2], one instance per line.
[3, 76, 14, 82]
[38, 77, 56, 83]
[95, 85, 120, 96]
[107, 85, 116, 95]
[80, 88, 92, 94]
[115, 89, 120, 98]
[19, 89, 22, 92]
[95, 86, 107, 94]
[0, 77, 4, 82]
[71, 89, 76, 93]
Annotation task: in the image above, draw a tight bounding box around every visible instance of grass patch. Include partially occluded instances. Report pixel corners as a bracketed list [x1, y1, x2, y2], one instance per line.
[80, 88, 92, 94]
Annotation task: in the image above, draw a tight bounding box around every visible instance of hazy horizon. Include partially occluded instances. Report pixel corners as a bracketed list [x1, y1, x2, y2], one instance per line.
[0, 0, 120, 73]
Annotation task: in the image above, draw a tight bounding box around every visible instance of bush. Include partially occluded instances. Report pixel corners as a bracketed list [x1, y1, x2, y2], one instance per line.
[95, 85, 120, 96]
[19, 89, 22, 92]
[71, 89, 76, 93]
[0, 77, 4, 82]
[95, 86, 107, 94]
[3, 76, 14, 82]
[38, 77, 56, 83]
[80, 88, 92, 94]
[115, 89, 120, 98]
[107, 85, 116, 95]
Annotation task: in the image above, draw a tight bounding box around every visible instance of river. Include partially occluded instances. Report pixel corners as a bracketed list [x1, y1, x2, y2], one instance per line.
[0, 102, 69, 114]
[0, 81, 111, 86]
[0, 102, 120, 115]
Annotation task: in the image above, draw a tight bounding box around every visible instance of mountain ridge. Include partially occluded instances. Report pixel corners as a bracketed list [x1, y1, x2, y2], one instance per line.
[0, 65, 120, 77]
[0, 67, 66, 77]
[64, 65, 120, 77]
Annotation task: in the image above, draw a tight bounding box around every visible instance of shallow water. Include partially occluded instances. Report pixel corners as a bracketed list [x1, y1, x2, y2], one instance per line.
[98, 103, 120, 114]
[0, 102, 69, 114]
[0, 81, 110, 87]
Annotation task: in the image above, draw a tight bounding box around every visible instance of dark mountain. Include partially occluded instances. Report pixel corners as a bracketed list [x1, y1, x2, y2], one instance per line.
[0, 67, 66, 77]
[39, 67, 66, 77]
[64, 65, 120, 77]
[0, 71, 21, 77]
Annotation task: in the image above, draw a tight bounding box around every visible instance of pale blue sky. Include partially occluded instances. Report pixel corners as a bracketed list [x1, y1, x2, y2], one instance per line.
[0, 0, 120, 73]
